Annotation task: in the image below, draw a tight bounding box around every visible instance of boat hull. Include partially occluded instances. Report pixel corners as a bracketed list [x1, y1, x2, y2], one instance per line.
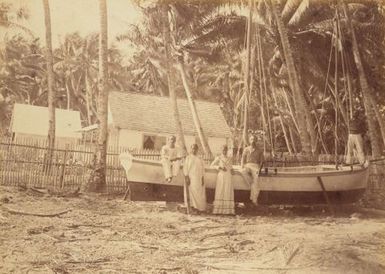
[120, 154, 369, 205]
[127, 182, 366, 205]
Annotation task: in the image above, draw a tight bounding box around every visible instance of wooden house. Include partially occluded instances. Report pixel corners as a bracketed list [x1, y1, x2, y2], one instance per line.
[10, 103, 82, 147]
[82, 91, 232, 154]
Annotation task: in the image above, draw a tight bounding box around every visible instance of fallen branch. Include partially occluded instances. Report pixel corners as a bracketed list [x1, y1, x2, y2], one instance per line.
[168, 225, 223, 234]
[65, 258, 110, 264]
[54, 238, 91, 244]
[238, 240, 255, 246]
[157, 267, 183, 271]
[286, 245, 300, 265]
[254, 245, 279, 258]
[200, 230, 243, 242]
[139, 244, 159, 250]
[3, 206, 71, 217]
[180, 245, 226, 256]
[30, 187, 47, 195]
[48, 188, 80, 198]
[67, 224, 111, 229]
[206, 265, 305, 271]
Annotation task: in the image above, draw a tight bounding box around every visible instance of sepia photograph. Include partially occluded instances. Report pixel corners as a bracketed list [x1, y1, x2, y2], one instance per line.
[0, 0, 385, 273]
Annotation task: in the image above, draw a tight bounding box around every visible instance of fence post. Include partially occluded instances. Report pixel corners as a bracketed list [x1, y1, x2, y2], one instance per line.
[59, 145, 69, 190]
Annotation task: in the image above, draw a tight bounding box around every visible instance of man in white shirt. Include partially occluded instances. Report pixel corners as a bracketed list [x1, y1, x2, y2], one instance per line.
[161, 135, 182, 183]
[183, 144, 207, 212]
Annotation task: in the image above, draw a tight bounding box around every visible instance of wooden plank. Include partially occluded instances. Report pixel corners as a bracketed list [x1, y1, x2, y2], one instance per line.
[317, 176, 335, 216]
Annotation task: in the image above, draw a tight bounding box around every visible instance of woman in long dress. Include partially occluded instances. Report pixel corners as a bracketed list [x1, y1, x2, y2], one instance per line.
[210, 145, 235, 215]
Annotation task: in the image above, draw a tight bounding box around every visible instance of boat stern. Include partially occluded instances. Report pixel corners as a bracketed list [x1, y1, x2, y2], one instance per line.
[119, 153, 133, 174]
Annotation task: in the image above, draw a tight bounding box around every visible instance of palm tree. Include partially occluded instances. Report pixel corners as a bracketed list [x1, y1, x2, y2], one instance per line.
[54, 33, 99, 124]
[90, 0, 108, 192]
[177, 55, 212, 156]
[241, 0, 254, 147]
[270, 0, 312, 155]
[42, 0, 55, 165]
[161, 3, 187, 154]
[166, 3, 213, 157]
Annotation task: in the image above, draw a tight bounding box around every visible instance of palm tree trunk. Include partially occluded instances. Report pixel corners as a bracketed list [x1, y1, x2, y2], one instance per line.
[161, 5, 187, 155]
[91, 0, 108, 192]
[341, 2, 381, 157]
[85, 71, 93, 125]
[271, 0, 311, 154]
[177, 58, 212, 157]
[288, 125, 298, 154]
[241, 0, 253, 146]
[42, 0, 55, 167]
[369, 94, 385, 149]
[65, 80, 71, 110]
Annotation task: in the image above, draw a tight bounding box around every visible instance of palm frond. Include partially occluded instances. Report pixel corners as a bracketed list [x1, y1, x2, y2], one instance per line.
[281, 0, 302, 21]
[288, 0, 310, 26]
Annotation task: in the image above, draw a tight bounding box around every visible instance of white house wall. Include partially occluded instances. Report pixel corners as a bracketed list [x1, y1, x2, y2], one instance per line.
[112, 128, 229, 156]
[118, 129, 143, 149]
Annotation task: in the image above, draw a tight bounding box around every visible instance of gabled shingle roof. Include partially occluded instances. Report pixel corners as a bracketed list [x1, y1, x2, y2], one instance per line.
[109, 91, 231, 138]
[11, 104, 82, 138]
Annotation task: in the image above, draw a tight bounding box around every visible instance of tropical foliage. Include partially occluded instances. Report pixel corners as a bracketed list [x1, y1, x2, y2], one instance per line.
[1, 0, 385, 158]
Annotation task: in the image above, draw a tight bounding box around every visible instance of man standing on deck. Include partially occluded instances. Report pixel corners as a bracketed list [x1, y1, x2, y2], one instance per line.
[241, 134, 264, 204]
[161, 135, 182, 183]
[346, 115, 365, 164]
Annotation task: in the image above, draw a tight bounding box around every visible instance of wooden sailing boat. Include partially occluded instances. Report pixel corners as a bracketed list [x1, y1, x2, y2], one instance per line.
[119, 153, 369, 205]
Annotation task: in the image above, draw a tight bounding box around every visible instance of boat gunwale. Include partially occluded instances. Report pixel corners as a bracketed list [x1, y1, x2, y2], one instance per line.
[128, 157, 369, 178]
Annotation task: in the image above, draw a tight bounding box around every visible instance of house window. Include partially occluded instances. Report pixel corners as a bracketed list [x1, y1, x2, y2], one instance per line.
[143, 135, 166, 151]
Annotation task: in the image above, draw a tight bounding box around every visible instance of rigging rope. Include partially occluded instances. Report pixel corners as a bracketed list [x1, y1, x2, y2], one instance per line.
[334, 9, 339, 164]
[258, 26, 274, 154]
[256, 25, 267, 153]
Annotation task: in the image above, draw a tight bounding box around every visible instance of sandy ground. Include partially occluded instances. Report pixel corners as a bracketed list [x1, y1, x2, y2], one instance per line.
[0, 186, 385, 274]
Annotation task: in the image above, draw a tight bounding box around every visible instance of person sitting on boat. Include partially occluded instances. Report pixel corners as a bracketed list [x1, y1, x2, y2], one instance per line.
[241, 134, 264, 205]
[161, 135, 182, 183]
[210, 145, 235, 215]
[183, 144, 207, 213]
[346, 114, 365, 165]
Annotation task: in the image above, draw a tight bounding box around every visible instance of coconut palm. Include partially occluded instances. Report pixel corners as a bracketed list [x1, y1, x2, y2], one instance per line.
[161, 3, 187, 154]
[54, 33, 99, 123]
[42, 0, 55, 167]
[90, 0, 108, 192]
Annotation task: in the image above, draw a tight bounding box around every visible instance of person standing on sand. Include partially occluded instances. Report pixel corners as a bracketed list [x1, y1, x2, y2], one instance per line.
[241, 134, 264, 205]
[183, 144, 206, 213]
[346, 115, 365, 165]
[210, 145, 235, 215]
[161, 136, 182, 183]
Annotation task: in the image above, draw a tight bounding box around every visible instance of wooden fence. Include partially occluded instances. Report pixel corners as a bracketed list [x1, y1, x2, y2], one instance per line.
[0, 137, 214, 193]
[0, 137, 384, 195]
[0, 138, 123, 193]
